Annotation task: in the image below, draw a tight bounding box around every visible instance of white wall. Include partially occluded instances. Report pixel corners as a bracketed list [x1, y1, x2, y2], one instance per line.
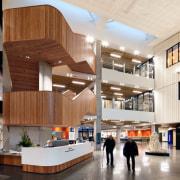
[102, 108, 154, 122]
[102, 68, 154, 90]
[154, 32, 180, 124]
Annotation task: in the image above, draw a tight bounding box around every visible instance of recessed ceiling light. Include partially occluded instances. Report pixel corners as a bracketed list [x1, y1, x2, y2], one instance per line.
[103, 80, 108, 83]
[133, 90, 142, 93]
[147, 54, 153, 59]
[114, 92, 123, 96]
[53, 84, 65, 88]
[110, 53, 121, 58]
[114, 63, 123, 67]
[134, 50, 140, 55]
[58, 60, 62, 63]
[72, 81, 85, 85]
[120, 46, 125, 51]
[132, 59, 141, 63]
[25, 56, 30, 59]
[102, 41, 109, 47]
[111, 87, 121, 91]
[67, 73, 72, 77]
[117, 98, 125, 101]
[101, 96, 106, 98]
[86, 35, 94, 43]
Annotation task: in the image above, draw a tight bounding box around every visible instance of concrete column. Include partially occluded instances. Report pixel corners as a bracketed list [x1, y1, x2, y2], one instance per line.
[39, 61, 52, 91]
[116, 128, 121, 144]
[3, 126, 9, 151]
[173, 129, 176, 147]
[94, 40, 102, 150]
[112, 97, 115, 109]
[2, 48, 11, 151]
[151, 124, 158, 133]
[74, 127, 79, 140]
[133, 65, 135, 74]
[123, 63, 125, 72]
[146, 61, 149, 78]
[39, 127, 52, 146]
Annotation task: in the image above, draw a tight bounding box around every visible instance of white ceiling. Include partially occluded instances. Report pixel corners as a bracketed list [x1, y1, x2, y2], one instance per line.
[62, 0, 180, 46]
[3, 0, 180, 57]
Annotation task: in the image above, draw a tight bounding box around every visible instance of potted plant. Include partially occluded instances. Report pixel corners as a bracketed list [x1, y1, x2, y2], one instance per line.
[17, 128, 34, 147]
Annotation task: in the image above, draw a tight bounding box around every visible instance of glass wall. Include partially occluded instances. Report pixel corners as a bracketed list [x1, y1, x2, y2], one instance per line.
[102, 91, 154, 112]
[125, 91, 154, 112]
[78, 127, 94, 139]
[102, 57, 154, 79]
[135, 58, 154, 78]
[167, 43, 180, 68]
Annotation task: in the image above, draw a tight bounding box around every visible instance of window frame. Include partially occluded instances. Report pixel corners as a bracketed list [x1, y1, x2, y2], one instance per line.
[166, 43, 179, 68]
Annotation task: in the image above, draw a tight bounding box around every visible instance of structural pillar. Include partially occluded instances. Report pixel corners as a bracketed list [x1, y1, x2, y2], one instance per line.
[94, 40, 102, 150]
[151, 124, 158, 133]
[39, 61, 52, 91]
[112, 97, 115, 109]
[116, 127, 121, 144]
[74, 127, 79, 140]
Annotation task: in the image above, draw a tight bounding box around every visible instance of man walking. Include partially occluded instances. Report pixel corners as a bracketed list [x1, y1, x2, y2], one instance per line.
[103, 135, 115, 167]
[123, 138, 138, 172]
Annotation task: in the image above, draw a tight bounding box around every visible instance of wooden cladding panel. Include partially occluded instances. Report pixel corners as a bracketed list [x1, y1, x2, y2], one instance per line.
[61, 96, 72, 126]
[5, 92, 55, 126]
[72, 88, 96, 126]
[3, 5, 95, 91]
[0, 155, 21, 166]
[3, 90, 96, 126]
[22, 152, 93, 174]
[63, 90, 76, 99]
[3, 93, 10, 125]
[54, 93, 62, 125]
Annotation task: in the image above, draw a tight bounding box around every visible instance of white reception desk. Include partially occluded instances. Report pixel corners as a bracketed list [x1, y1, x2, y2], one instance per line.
[22, 142, 94, 174]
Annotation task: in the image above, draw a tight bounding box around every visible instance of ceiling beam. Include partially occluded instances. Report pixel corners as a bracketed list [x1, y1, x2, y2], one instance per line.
[96, 16, 109, 30]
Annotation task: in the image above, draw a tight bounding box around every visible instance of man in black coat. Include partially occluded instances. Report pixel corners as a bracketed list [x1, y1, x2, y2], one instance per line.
[123, 138, 138, 172]
[103, 135, 115, 167]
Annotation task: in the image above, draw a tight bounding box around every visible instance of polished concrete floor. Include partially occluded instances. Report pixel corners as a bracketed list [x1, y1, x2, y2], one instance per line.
[0, 142, 179, 180]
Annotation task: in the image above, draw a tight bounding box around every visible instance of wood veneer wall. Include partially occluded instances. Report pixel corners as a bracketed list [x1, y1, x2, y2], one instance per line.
[3, 5, 96, 91]
[3, 89, 96, 126]
[22, 152, 93, 174]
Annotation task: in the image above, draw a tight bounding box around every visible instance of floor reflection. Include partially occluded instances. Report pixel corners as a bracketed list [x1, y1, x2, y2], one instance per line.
[0, 142, 179, 180]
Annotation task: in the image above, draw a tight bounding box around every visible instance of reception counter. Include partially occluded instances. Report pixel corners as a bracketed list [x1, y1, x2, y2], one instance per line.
[0, 151, 21, 166]
[22, 142, 94, 174]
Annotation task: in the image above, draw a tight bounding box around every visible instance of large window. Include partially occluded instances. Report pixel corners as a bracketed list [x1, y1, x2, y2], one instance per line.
[167, 43, 180, 68]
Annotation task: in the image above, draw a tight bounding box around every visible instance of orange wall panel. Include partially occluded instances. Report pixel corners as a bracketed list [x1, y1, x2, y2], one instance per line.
[128, 129, 151, 137]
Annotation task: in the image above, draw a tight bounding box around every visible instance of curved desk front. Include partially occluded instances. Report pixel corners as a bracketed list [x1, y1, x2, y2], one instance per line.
[22, 142, 94, 174]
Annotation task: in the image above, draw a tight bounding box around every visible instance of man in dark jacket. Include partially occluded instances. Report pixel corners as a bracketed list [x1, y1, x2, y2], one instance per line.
[103, 135, 115, 167]
[123, 138, 138, 172]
